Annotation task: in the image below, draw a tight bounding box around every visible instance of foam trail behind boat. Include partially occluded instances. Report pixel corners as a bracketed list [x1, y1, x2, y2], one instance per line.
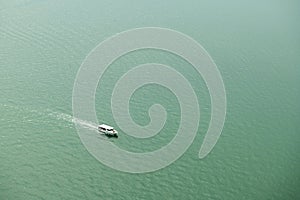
[0, 104, 98, 131]
[72, 117, 98, 130]
[48, 111, 98, 131]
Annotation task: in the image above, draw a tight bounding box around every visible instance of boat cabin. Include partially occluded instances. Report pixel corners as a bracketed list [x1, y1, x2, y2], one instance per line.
[98, 124, 118, 138]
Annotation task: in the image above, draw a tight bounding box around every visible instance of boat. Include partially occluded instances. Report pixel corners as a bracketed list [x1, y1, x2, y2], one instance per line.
[98, 124, 118, 138]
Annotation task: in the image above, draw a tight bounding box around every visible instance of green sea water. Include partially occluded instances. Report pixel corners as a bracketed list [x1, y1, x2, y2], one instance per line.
[1, 0, 299, 199]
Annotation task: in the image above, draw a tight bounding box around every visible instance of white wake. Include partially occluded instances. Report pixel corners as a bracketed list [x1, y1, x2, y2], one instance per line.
[0, 103, 98, 131]
[47, 111, 98, 131]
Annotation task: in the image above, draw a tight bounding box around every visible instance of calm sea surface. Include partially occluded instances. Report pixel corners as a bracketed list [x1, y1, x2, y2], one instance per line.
[0, 0, 299, 199]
